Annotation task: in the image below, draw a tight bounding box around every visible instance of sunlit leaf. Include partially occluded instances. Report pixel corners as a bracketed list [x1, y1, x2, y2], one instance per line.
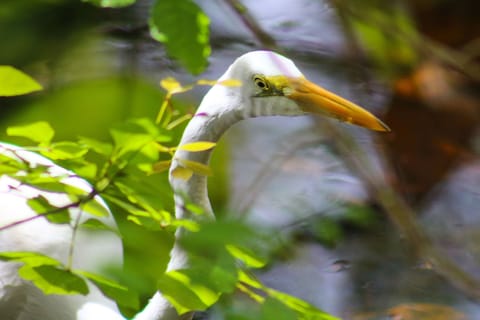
[7, 121, 54, 144]
[80, 198, 110, 217]
[68, 160, 98, 180]
[0, 154, 25, 174]
[80, 218, 117, 234]
[110, 118, 165, 159]
[226, 245, 267, 268]
[218, 79, 242, 87]
[160, 77, 183, 94]
[178, 141, 216, 152]
[27, 195, 57, 214]
[78, 136, 113, 156]
[195, 79, 217, 86]
[197, 79, 242, 87]
[0, 251, 60, 267]
[171, 219, 200, 232]
[266, 289, 339, 320]
[151, 160, 172, 174]
[149, 0, 210, 74]
[176, 158, 212, 176]
[185, 202, 204, 216]
[45, 209, 71, 224]
[238, 270, 264, 290]
[40, 141, 89, 160]
[19, 264, 89, 295]
[157, 270, 220, 314]
[0, 66, 42, 96]
[171, 166, 193, 181]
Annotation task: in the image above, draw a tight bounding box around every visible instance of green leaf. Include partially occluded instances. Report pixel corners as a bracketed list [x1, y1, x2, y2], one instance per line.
[83, 0, 136, 7]
[157, 270, 220, 314]
[110, 118, 165, 160]
[27, 195, 58, 213]
[78, 270, 139, 310]
[7, 121, 54, 144]
[19, 265, 89, 295]
[0, 153, 27, 174]
[149, 0, 210, 74]
[238, 270, 264, 290]
[78, 136, 113, 157]
[0, 66, 42, 96]
[180, 221, 262, 254]
[176, 158, 212, 176]
[261, 298, 298, 320]
[0, 251, 60, 267]
[178, 141, 216, 152]
[45, 209, 71, 224]
[40, 141, 89, 160]
[80, 218, 117, 233]
[188, 252, 238, 293]
[80, 198, 110, 217]
[0, 252, 88, 296]
[226, 245, 267, 268]
[26, 195, 70, 224]
[67, 160, 98, 181]
[266, 289, 339, 320]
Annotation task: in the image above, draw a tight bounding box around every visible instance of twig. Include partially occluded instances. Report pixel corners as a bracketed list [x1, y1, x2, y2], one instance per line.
[223, 0, 277, 49]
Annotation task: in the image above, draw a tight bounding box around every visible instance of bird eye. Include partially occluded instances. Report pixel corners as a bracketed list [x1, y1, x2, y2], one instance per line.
[253, 76, 269, 90]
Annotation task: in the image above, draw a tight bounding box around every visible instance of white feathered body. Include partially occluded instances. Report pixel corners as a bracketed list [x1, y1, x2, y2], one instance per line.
[0, 143, 122, 320]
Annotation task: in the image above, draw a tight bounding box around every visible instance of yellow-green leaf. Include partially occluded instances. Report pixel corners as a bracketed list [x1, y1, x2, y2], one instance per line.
[226, 245, 267, 268]
[171, 166, 193, 181]
[218, 79, 242, 87]
[151, 160, 172, 174]
[196, 79, 217, 86]
[178, 141, 216, 152]
[80, 198, 110, 217]
[19, 265, 89, 295]
[160, 77, 183, 93]
[7, 121, 54, 144]
[196, 79, 242, 87]
[157, 270, 220, 314]
[0, 66, 42, 96]
[176, 158, 212, 176]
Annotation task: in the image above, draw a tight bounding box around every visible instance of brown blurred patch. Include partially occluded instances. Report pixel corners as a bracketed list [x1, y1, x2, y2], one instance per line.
[388, 303, 465, 320]
[383, 61, 479, 202]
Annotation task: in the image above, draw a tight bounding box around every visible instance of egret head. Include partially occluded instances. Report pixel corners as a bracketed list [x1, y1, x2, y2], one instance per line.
[219, 50, 389, 132]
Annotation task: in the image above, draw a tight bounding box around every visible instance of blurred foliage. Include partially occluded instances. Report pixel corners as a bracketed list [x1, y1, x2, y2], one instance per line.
[0, 66, 43, 96]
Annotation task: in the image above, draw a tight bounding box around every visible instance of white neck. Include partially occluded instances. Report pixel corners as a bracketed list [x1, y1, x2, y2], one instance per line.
[169, 84, 244, 221]
[134, 85, 244, 320]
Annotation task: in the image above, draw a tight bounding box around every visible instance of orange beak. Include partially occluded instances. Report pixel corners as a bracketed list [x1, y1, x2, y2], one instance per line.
[286, 78, 390, 132]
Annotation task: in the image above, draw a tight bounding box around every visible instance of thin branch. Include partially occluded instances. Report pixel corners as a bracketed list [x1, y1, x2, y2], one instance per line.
[223, 0, 277, 49]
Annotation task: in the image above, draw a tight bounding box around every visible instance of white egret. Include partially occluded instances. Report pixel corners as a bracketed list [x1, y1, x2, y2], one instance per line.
[0, 143, 122, 320]
[0, 50, 389, 320]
